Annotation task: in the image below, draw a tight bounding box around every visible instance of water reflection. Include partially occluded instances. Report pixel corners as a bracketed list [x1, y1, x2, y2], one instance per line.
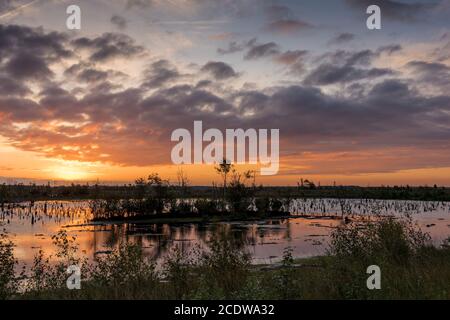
[1, 200, 449, 268]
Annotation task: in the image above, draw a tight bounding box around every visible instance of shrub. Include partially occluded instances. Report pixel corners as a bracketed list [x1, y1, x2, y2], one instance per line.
[329, 216, 431, 265]
[0, 231, 17, 300]
[89, 243, 157, 288]
[196, 235, 251, 298]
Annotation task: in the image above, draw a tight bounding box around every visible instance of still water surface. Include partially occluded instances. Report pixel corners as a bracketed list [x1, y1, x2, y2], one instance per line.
[1, 199, 449, 267]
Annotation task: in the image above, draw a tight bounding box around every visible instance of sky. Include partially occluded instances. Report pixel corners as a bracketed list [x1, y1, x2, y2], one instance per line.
[0, 0, 450, 186]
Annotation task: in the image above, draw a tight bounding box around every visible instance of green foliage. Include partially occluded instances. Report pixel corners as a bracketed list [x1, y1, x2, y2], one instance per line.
[329, 217, 431, 265]
[196, 236, 251, 298]
[0, 230, 17, 300]
[89, 244, 156, 288]
[6, 217, 450, 300]
[25, 230, 84, 294]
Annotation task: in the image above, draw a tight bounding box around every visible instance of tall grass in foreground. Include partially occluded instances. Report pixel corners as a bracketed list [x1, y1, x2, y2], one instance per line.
[1, 217, 450, 300]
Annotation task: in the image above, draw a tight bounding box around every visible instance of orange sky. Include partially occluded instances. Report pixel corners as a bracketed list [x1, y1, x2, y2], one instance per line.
[2, 138, 450, 186]
[1, 1, 450, 186]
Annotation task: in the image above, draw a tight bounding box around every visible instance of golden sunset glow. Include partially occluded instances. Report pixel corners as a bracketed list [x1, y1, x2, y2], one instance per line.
[0, 0, 449, 186]
[50, 163, 92, 181]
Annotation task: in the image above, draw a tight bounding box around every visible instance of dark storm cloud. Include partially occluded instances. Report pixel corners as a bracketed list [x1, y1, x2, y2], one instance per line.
[201, 61, 238, 80]
[72, 33, 145, 62]
[345, 0, 440, 22]
[111, 15, 128, 30]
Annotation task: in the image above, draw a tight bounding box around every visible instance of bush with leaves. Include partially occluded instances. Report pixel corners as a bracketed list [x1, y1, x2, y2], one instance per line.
[196, 235, 251, 298]
[0, 230, 18, 299]
[25, 230, 85, 294]
[88, 244, 156, 289]
[325, 216, 436, 299]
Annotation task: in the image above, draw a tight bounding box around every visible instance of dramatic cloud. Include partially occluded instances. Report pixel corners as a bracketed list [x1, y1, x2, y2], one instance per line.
[141, 59, 181, 88]
[219, 38, 308, 73]
[0, 77, 31, 96]
[64, 61, 129, 84]
[0, 24, 71, 78]
[1, 12, 450, 180]
[304, 48, 397, 85]
[201, 61, 238, 80]
[5, 51, 54, 80]
[71, 33, 145, 62]
[2, 63, 450, 172]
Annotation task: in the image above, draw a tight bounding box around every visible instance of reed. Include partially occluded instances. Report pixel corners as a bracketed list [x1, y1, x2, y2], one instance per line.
[2, 217, 448, 300]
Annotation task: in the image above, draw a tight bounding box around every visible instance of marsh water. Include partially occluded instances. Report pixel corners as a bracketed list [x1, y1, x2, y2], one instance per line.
[1, 199, 450, 268]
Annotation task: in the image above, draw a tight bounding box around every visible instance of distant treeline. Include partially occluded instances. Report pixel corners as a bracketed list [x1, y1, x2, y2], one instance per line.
[1, 183, 449, 202]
